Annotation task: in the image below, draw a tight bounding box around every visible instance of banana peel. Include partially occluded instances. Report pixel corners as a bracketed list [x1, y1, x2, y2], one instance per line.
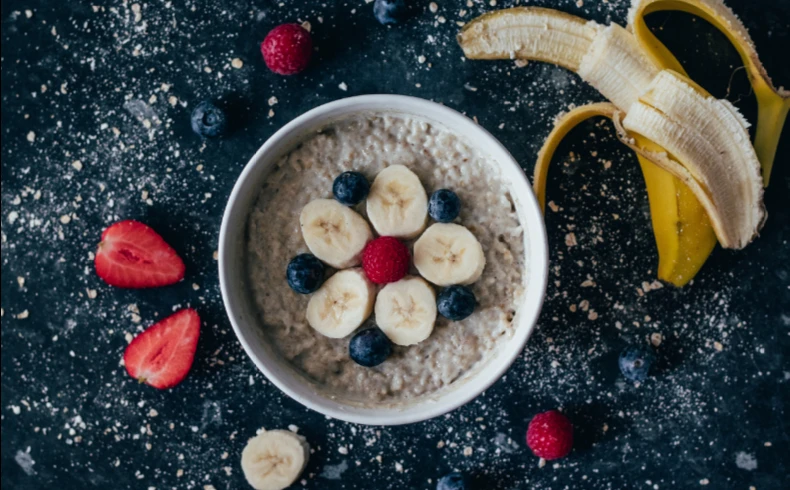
[628, 0, 790, 185]
[534, 103, 715, 286]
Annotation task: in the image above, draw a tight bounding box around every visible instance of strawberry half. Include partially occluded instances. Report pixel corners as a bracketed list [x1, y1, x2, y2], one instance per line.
[124, 308, 201, 389]
[95, 220, 185, 288]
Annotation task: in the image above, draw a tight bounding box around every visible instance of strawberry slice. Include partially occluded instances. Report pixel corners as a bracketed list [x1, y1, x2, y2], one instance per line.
[124, 308, 201, 389]
[95, 220, 185, 288]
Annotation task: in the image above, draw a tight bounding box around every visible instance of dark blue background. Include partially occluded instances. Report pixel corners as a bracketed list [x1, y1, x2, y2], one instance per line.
[2, 1, 789, 489]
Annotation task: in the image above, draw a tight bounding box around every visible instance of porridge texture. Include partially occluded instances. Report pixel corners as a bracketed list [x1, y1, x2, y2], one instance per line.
[246, 113, 526, 403]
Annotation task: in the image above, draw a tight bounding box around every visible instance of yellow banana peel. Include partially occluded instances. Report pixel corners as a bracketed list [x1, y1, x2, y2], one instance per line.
[628, 0, 790, 185]
[534, 103, 715, 286]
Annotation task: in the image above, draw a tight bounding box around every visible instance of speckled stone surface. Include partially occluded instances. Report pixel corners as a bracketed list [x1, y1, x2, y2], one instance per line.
[1, 1, 788, 489]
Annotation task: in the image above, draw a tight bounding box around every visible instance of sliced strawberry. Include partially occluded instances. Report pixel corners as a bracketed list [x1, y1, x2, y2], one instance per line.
[95, 220, 185, 288]
[124, 308, 201, 389]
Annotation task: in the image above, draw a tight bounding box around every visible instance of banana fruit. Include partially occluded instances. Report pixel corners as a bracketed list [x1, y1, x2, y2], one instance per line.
[366, 165, 428, 239]
[459, 1, 782, 285]
[628, 0, 790, 185]
[241, 429, 310, 490]
[375, 276, 437, 346]
[300, 199, 372, 269]
[306, 268, 376, 338]
[413, 223, 486, 287]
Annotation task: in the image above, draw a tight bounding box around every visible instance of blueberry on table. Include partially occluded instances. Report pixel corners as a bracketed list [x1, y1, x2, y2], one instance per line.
[286, 254, 325, 294]
[349, 328, 392, 367]
[373, 0, 411, 25]
[429, 189, 461, 223]
[618, 345, 656, 382]
[437, 285, 476, 321]
[333, 171, 370, 206]
[190, 101, 227, 138]
[437, 472, 467, 490]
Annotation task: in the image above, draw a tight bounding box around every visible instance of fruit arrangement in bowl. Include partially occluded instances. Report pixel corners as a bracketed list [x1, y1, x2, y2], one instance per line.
[292, 163, 486, 364]
[243, 112, 532, 408]
[217, 98, 550, 425]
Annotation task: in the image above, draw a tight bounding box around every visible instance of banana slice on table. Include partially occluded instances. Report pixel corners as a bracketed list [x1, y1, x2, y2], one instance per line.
[375, 276, 437, 346]
[300, 199, 372, 269]
[366, 165, 428, 239]
[413, 223, 486, 287]
[306, 268, 376, 338]
[240, 429, 310, 490]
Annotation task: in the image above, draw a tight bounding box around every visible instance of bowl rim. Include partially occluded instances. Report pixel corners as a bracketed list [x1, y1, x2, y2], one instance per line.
[218, 94, 548, 425]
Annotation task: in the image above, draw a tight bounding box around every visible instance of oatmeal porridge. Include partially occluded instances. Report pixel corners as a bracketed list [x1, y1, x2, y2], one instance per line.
[246, 113, 527, 404]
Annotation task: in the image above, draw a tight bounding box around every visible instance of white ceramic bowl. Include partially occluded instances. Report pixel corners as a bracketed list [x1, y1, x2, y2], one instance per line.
[219, 95, 548, 425]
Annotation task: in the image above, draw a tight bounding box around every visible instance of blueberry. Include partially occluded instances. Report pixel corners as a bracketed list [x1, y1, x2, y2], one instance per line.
[437, 472, 467, 490]
[190, 101, 227, 138]
[437, 286, 476, 321]
[333, 171, 370, 206]
[429, 189, 461, 223]
[349, 328, 392, 367]
[286, 254, 325, 294]
[618, 345, 656, 382]
[373, 0, 411, 25]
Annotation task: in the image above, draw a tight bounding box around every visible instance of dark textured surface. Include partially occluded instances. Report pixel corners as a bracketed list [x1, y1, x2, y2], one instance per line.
[2, 1, 789, 489]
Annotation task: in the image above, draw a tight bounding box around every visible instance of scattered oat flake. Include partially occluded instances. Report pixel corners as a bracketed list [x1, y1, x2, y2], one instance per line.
[60, 215, 71, 224]
[72, 160, 83, 171]
[17, 310, 30, 320]
[429, 2, 439, 13]
[700, 479, 710, 485]
[565, 233, 577, 247]
[301, 21, 311, 32]
[169, 96, 178, 106]
[86, 289, 97, 299]
[651, 333, 663, 346]
[463, 447, 473, 456]
[231, 58, 243, 69]
[515, 59, 529, 68]
[268, 96, 278, 106]
[27, 131, 36, 142]
[713, 341, 723, 351]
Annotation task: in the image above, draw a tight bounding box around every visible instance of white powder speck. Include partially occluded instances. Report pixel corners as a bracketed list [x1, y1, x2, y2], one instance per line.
[735, 452, 757, 471]
[338, 82, 348, 91]
[26, 131, 36, 142]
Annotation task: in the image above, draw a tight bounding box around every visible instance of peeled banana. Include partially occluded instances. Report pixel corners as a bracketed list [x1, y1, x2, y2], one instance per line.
[459, 1, 782, 285]
[628, 0, 790, 185]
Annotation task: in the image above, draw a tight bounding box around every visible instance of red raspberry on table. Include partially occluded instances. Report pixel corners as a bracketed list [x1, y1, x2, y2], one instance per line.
[362, 237, 410, 284]
[526, 410, 574, 460]
[260, 23, 312, 75]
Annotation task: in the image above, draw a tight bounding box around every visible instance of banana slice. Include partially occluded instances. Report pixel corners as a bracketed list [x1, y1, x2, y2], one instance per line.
[366, 165, 428, 239]
[413, 223, 486, 286]
[240, 429, 310, 490]
[306, 268, 376, 338]
[375, 276, 437, 346]
[300, 199, 372, 269]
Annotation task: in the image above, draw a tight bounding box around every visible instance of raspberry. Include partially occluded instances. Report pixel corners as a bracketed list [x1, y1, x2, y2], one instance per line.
[362, 237, 410, 284]
[260, 24, 312, 75]
[526, 410, 573, 460]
